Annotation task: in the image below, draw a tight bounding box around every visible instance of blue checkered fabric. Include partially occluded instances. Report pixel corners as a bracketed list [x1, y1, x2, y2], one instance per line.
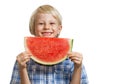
[10, 58, 88, 84]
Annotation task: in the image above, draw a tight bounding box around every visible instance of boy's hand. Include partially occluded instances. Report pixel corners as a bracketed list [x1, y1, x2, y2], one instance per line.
[67, 52, 83, 68]
[16, 51, 31, 69]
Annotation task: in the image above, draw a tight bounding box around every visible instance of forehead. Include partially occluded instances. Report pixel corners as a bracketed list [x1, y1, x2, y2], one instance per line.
[35, 13, 57, 21]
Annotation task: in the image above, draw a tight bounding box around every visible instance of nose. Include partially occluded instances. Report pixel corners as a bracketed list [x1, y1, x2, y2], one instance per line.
[44, 24, 50, 30]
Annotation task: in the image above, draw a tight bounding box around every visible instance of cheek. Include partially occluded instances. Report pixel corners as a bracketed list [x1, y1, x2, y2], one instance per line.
[53, 29, 60, 34]
[53, 26, 61, 33]
[34, 27, 41, 35]
[35, 26, 42, 32]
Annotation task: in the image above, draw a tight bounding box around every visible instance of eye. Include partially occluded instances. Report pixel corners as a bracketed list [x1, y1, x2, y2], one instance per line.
[38, 23, 44, 25]
[50, 22, 55, 25]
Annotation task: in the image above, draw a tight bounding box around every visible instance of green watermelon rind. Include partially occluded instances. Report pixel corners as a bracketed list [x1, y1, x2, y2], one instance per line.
[24, 37, 73, 65]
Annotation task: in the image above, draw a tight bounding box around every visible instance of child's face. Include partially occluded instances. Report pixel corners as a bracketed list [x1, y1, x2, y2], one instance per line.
[34, 13, 62, 37]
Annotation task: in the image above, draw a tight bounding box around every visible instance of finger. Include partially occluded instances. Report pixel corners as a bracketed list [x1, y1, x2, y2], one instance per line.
[16, 53, 31, 63]
[21, 56, 31, 62]
[22, 58, 30, 63]
[71, 58, 83, 64]
[18, 57, 30, 68]
[67, 52, 76, 56]
[67, 52, 82, 57]
[23, 51, 32, 57]
[68, 54, 83, 59]
[69, 56, 82, 61]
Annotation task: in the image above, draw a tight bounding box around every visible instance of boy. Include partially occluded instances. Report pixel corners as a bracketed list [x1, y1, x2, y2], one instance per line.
[10, 5, 88, 84]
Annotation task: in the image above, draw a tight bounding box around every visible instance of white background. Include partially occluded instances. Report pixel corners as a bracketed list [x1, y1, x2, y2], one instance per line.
[0, 0, 120, 84]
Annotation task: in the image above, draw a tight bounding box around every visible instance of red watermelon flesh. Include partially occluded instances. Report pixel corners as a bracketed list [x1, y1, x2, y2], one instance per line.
[24, 37, 73, 65]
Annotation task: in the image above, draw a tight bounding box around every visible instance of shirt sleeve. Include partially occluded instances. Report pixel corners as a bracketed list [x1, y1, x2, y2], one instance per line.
[81, 65, 89, 84]
[10, 61, 20, 84]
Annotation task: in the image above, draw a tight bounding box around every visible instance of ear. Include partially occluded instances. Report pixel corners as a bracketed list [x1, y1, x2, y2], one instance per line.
[58, 25, 62, 33]
[56, 25, 62, 37]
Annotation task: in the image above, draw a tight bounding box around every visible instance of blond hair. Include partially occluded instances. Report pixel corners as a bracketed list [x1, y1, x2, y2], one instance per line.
[29, 5, 62, 35]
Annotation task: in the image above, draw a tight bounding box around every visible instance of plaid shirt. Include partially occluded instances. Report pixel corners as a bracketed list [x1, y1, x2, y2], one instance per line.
[10, 58, 88, 84]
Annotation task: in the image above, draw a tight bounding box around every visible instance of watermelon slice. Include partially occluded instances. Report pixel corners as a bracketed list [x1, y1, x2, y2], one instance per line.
[24, 37, 73, 65]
